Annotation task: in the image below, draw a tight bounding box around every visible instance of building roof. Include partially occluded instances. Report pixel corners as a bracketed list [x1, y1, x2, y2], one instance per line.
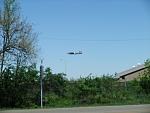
[116, 64, 146, 79]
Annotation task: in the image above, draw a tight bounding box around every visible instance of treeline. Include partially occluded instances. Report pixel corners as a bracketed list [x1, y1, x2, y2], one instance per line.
[0, 61, 150, 108]
[0, 0, 150, 108]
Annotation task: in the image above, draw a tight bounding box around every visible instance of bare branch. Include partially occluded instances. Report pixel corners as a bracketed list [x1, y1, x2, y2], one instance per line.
[0, 0, 38, 74]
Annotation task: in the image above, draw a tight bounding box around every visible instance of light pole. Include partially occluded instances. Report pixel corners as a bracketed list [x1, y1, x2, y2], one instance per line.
[40, 58, 44, 108]
[60, 59, 66, 76]
[122, 76, 127, 90]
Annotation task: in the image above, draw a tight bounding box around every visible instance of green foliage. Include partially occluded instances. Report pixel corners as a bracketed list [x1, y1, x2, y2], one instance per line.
[1, 0, 150, 109]
[139, 59, 150, 95]
[1, 60, 150, 108]
[0, 0, 38, 75]
[44, 93, 60, 107]
[0, 64, 39, 108]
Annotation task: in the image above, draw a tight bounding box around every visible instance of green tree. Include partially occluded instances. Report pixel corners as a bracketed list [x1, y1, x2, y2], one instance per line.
[43, 68, 69, 106]
[0, 0, 38, 75]
[0, 64, 39, 108]
[139, 59, 150, 95]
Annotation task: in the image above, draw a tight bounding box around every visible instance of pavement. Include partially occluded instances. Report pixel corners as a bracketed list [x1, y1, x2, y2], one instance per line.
[1, 104, 150, 113]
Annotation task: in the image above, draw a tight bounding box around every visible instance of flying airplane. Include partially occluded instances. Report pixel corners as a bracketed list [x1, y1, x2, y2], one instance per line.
[68, 51, 82, 55]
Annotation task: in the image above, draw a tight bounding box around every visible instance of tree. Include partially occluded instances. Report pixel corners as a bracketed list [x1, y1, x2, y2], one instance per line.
[0, 64, 39, 108]
[139, 59, 150, 95]
[0, 0, 38, 75]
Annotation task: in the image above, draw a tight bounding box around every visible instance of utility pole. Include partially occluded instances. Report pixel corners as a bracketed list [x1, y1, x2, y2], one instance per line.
[122, 76, 127, 90]
[64, 60, 66, 76]
[40, 58, 44, 108]
[60, 59, 67, 76]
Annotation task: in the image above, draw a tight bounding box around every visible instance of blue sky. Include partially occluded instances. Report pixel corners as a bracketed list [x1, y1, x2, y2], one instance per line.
[17, 0, 150, 79]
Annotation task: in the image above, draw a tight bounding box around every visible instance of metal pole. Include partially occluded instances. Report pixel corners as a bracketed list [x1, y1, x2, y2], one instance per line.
[60, 59, 67, 76]
[124, 78, 127, 90]
[40, 68, 43, 108]
[40, 58, 44, 108]
[64, 60, 66, 76]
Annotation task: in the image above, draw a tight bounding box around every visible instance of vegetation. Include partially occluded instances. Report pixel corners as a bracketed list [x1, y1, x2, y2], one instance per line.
[0, 0, 38, 75]
[0, 0, 150, 109]
[0, 60, 150, 108]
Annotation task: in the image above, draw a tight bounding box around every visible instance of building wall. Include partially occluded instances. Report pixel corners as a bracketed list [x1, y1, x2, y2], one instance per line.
[118, 69, 145, 82]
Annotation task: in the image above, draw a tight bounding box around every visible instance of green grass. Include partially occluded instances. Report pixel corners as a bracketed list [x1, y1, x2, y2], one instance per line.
[1, 96, 150, 110]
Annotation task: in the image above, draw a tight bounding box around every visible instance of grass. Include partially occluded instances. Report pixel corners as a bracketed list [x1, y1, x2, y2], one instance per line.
[1, 96, 150, 110]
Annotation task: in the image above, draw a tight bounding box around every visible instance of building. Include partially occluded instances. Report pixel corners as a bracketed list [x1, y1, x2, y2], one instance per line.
[116, 64, 147, 82]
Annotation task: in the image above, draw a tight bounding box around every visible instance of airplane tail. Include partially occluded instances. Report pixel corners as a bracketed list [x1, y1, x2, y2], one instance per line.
[79, 51, 82, 54]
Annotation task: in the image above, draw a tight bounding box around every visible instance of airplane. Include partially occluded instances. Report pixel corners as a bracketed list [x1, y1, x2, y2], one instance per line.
[68, 51, 82, 55]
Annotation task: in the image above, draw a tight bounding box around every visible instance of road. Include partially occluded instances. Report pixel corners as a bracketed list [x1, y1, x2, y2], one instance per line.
[1, 104, 150, 113]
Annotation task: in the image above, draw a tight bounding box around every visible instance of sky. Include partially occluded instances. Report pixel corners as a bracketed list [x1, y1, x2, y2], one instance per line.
[11, 0, 150, 79]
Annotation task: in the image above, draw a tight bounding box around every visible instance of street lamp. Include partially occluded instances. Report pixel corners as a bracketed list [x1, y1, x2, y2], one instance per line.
[60, 59, 66, 76]
[40, 58, 44, 108]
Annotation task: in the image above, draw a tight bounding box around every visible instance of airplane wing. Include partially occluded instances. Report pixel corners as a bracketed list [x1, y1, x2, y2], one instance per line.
[68, 52, 75, 55]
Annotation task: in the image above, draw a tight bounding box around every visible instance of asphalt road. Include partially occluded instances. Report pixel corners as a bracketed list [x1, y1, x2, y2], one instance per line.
[1, 104, 150, 113]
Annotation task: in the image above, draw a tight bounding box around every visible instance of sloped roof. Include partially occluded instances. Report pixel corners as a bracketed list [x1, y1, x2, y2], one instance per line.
[116, 64, 146, 79]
